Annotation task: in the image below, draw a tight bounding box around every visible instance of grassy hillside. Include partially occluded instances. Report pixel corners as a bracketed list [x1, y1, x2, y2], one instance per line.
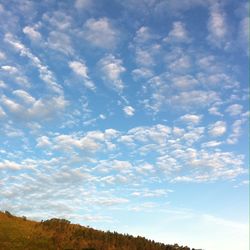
[0, 211, 196, 250]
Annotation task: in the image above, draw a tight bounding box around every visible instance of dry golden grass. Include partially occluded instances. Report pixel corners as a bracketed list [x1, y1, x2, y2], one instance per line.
[0, 211, 192, 250]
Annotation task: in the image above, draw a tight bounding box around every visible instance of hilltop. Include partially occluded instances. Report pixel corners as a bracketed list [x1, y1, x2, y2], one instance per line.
[0, 211, 199, 250]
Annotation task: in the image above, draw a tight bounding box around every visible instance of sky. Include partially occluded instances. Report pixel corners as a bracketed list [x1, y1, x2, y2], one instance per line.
[0, 0, 249, 249]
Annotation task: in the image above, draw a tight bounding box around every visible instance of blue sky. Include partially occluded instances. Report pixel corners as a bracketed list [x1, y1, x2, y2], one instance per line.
[0, 0, 249, 249]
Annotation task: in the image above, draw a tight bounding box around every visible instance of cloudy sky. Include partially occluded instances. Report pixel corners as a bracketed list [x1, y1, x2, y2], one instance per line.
[0, 0, 249, 249]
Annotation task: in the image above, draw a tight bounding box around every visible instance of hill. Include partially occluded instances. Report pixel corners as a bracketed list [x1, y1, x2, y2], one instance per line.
[0, 211, 197, 250]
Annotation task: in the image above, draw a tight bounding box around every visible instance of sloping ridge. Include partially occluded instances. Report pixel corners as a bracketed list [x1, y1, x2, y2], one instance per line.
[0, 211, 196, 250]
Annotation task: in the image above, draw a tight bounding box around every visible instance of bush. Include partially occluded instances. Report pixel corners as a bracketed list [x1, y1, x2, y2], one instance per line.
[4, 210, 13, 217]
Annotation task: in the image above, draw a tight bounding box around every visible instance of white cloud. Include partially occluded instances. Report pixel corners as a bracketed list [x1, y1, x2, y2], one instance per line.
[2, 124, 24, 138]
[0, 106, 6, 118]
[197, 55, 215, 69]
[1, 94, 68, 121]
[69, 60, 95, 90]
[82, 214, 112, 223]
[227, 119, 243, 145]
[134, 26, 156, 44]
[123, 106, 135, 116]
[164, 21, 190, 43]
[172, 75, 198, 90]
[131, 189, 169, 198]
[226, 104, 243, 116]
[0, 160, 33, 170]
[128, 124, 171, 144]
[69, 61, 88, 79]
[175, 150, 245, 181]
[180, 114, 202, 124]
[0, 51, 6, 60]
[93, 197, 129, 206]
[23, 26, 41, 41]
[83, 18, 118, 49]
[111, 160, 132, 172]
[47, 31, 73, 55]
[132, 68, 153, 80]
[4, 33, 62, 94]
[36, 136, 52, 148]
[237, 3, 249, 55]
[201, 140, 222, 148]
[27, 96, 68, 119]
[13, 89, 36, 104]
[208, 106, 223, 116]
[135, 162, 155, 175]
[135, 48, 155, 66]
[207, 3, 228, 47]
[169, 55, 191, 72]
[53, 132, 107, 153]
[75, 0, 91, 9]
[132, 26, 160, 68]
[98, 54, 126, 92]
[198, 73, 239, 89]
[43, 11, 72, 31]
[171, 90, 220, 109]
[1, 65, 18, 74]
[208, 121, 227, 137]
[1, 95, 22, 113]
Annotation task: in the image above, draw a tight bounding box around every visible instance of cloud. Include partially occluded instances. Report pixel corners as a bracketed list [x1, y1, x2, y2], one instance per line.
[0, 121, 246, 222]
[226, 104, 243, 116]
[28, 96, 68, 119]
[132, 68, 153, 80]
[132, 27, 161, 68]
[51, 130, 118, 153]
[180, 114, 202, 124]
[47, 31, 73, 55]
[135, 162, 155, 175]
[227, 119, 244, 145]
[171, 90, 220, 109]
[93, 197, 129, 206]
[1, 95, 22, 113]
[134, 26, 156, 44]
[83, 17, 118, 49]
[69, 60, 95, 90]
[0, 106, 6, 118]
[0, 159, 34, 170]
[1, 65, 18, 74]
[207, 3, 228, 47]
[36, 136, 52, 148]
[131, 189, 169, 198]
[42, 11, 72, 31]
[135, 48, 156, 66]
[1, 94, 68, 121]
[172, 75, 198, 90]
[75, 0, 91, 9]
[0, 160, 23, 170]
[173, 150, 245, 182]
[23, 26, 41, 41]
[208, 106, 223, 116]
[123, 106, 135, 116]
[142, 70, 222, 114]
[13, 89, 36, 104]
[201, 140, 222, 148]
[198, 73, 239, 89]
[98, 54, 126, 92]
[208, 121, 227, 137]
[169, 55, 191, 72]
[238, 16, 249, 55]
[0, 51, 6, 60]
[4, 33, 63, 94]
[164, 21, 190, 43]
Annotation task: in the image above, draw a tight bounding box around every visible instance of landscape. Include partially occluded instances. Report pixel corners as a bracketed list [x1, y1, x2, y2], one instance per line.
[0, 0, 249, 250]
[1, 211, 195, 250]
